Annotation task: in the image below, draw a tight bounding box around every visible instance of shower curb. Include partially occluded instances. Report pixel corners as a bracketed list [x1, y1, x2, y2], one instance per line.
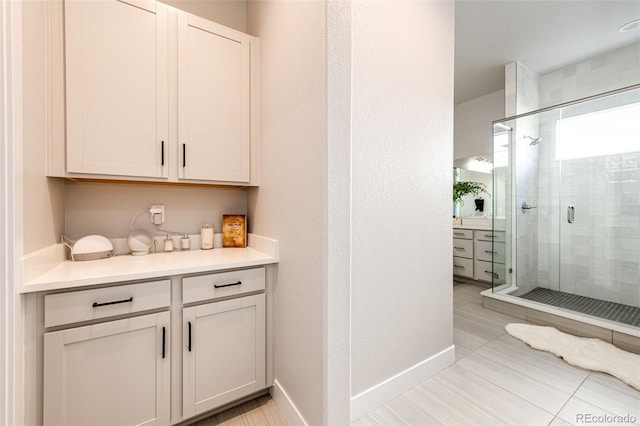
[481, 289, 640, 355]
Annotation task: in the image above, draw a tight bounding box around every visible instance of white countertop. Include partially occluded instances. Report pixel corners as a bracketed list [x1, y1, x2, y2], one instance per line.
[21, 234, 279, 293]
[453, 224, 493, 231]
[453, 217, 505, 231]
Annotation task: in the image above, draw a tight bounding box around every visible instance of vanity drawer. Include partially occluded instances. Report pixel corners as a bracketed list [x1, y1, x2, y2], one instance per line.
[453, 238, 473, 259]
[475, 230, 506, 243]
[453, 229, 473, 240]
[474, 260, 506, 283]
[45, 280, 171, 328]
[475, 240, 506, 264]
[453, 257, 473, 278]
[183, 267, 265, 304]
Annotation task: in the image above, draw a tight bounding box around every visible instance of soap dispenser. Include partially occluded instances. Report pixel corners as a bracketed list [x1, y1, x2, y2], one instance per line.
[181, 234, 191, 250]
[164, 234, 174, 252]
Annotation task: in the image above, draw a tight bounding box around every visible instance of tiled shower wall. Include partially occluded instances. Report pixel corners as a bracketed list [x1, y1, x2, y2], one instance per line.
[532, 41, 640, 306]
[505, 62, 540, 292]
[539, 42, 640, 108]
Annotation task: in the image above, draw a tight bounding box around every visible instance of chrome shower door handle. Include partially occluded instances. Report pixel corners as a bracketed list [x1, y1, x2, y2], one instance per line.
[567, 205, 575, 223]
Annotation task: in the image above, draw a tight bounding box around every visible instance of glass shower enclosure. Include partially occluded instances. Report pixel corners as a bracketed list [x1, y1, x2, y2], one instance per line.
[492, 85, 640, 327]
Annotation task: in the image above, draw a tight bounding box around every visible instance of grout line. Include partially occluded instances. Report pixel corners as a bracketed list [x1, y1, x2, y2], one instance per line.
[547, 367, 591, 425]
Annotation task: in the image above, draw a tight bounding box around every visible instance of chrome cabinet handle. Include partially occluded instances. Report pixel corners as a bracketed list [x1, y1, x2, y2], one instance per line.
[453, 265, 465, 269]
[453, 247, 465, 251]
[567, 205, 575, 223]
[484, 250, 496, 254]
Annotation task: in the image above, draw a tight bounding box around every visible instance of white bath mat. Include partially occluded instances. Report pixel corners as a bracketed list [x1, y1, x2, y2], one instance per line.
[505, 323, 640, 391]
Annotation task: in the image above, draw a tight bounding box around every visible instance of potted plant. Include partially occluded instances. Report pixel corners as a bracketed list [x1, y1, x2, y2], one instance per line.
[453, 181, 488, 207]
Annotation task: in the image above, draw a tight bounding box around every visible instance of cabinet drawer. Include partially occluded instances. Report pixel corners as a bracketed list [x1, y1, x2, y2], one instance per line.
[453, 229, 473, 240]
[475, 240, 506, 264]
[453, 238, 473, 259]
[453, 257, 473, 278]
[474, 260, 506, 283]
[475, 230, 506, 243]
[45, 280, 171, 328]
[183, 267, 265, 304]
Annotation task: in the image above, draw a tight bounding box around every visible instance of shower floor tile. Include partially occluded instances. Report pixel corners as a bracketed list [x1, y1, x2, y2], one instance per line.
[518, 287, 640, 327]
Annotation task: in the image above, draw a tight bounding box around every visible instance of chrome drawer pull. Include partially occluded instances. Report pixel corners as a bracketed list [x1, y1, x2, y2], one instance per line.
[484, 234, 496, 238]
[453, 265, 465, 269]
[484, 270, 499, 279]
[454, 247, 465, 250]
[213, 280, 242, 289]
[567, 205, 575, 223]
[454, 232, 465, 236]
[484, 250, 497, 254]
[92, 297, 133, 308]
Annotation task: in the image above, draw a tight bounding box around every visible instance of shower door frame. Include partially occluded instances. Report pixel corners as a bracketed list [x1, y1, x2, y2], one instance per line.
[491, 83, 640, 295]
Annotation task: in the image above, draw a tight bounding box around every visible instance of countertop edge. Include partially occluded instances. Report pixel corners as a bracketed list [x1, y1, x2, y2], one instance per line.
[20, 234, 279, 294]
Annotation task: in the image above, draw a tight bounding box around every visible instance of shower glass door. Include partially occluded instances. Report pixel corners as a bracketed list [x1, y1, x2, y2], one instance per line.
[556, 87, 640, 314]
[493, 85, 640, 326]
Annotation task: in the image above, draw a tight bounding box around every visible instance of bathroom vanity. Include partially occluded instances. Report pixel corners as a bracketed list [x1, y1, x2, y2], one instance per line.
[453, 218, 506, 284]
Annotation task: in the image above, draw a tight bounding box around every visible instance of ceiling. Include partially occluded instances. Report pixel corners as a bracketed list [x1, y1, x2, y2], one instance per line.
[454, 0, 640, 105]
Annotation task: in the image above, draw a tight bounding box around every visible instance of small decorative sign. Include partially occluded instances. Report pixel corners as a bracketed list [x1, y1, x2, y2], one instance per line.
[222, 215, 247, 248]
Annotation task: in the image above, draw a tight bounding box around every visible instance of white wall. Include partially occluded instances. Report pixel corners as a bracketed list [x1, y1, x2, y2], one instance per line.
[454, 89, 504, 160]
[246, 1, 328, 424]
[1, 1, 21, 423]
[21, 0, 65, 255]
[64, 183, 247, 240]
[350, 0, 454, 415]
[248, 1, 455, 422]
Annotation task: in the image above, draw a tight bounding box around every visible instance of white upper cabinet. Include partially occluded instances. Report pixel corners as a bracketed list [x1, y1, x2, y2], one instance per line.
[65, 0, 169, 178]
[50, 0, 259, 186]
[178, 14, 251, 183]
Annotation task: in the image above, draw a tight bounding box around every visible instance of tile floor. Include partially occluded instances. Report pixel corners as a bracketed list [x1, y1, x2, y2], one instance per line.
[203, 282, 640, 425]
[353, 283, 640, 426]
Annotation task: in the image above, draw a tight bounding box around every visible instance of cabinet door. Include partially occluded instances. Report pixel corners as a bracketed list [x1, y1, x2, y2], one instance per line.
[183, 294, 265, 417]
[178, 13, 251, 183]
[65, 0, 168, 178]
[44, 312, 170, 426]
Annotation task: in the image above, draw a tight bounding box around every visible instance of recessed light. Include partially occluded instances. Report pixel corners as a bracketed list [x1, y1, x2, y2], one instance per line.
[619, 18, 640, 32]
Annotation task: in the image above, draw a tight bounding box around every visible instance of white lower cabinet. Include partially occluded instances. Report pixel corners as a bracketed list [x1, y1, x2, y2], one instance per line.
[453, 228, 506, 284]
[43, 311, 171, 426]
[183, 294, 266, 418]
[40, 268, 270, 425]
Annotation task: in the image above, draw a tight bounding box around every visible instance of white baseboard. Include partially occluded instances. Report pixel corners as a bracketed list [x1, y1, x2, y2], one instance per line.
[270, 379, 308, 426]
[350, 345, 455, 422]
